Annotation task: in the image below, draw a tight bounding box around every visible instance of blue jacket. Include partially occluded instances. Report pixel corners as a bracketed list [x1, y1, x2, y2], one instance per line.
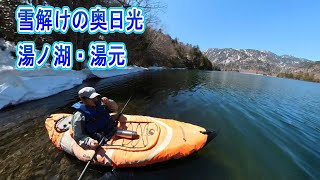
[72, 102, 114, 140]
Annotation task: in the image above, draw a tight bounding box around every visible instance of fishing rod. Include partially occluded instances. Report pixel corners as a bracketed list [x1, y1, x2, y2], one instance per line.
[78, 94, 133, 180]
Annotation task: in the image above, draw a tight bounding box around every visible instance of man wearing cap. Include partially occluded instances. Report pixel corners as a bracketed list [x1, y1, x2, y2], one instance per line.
[71, 87, 119, 149]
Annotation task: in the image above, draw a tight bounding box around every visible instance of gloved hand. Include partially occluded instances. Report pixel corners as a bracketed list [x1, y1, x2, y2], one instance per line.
[101, 97, 109, 104]
[89, 139, 99, 149]
[92, 129, 117, 146]
[93, 132, 105, 143]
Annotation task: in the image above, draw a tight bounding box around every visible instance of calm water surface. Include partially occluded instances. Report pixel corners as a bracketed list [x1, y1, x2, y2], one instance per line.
[0, 70, 319, 180]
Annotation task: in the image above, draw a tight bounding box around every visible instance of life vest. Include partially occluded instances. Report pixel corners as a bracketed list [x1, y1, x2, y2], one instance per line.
[72, 102, 115, 140]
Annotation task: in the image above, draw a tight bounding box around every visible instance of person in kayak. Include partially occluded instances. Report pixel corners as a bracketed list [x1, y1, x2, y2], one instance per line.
[71, 87, 119, 149]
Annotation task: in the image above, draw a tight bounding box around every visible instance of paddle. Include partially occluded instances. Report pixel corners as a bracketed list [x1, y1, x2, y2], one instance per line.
[77, 95, 133, 180]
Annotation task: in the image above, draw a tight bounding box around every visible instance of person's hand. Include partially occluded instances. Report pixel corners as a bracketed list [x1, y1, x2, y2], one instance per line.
[101, 97, 109, 105]
[89, 140, 99, 149]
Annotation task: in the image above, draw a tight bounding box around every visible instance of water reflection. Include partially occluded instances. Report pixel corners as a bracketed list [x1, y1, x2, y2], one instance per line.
[0, 70, 319, 180]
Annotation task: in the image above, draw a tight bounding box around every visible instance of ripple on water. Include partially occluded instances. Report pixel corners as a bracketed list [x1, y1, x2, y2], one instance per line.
[0, 70, 319, 179]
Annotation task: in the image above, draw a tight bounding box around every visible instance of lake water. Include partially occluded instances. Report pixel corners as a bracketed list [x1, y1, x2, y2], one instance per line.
[0, 70, 319, 180]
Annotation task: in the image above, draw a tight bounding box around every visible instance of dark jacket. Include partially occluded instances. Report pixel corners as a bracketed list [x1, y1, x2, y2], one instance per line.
[71, 101, 114, 145]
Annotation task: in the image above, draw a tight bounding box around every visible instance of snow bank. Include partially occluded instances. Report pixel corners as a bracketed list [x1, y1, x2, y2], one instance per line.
[0, 69, 88, 109]
[0, 39, 90, 109]
[0, 40, 148, 110]
[0, 40, 16, 71]
[0, 67, 148, 110]
[0, 39, 175, 110]
[89, 66, 146, 78]
[147, 66, 166, 70]
[147, 66, 187, 71]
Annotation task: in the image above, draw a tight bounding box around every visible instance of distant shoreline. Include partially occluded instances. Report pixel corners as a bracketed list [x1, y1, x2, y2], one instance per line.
[236, 71, 319, 83]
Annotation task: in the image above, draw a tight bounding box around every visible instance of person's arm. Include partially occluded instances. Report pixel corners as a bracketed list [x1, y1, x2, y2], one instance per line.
[72, 111, 97, 147]
[101, 97, 118, 112]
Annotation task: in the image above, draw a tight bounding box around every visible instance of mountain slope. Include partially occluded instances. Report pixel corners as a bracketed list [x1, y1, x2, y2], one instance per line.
[204, 48, 320, 81]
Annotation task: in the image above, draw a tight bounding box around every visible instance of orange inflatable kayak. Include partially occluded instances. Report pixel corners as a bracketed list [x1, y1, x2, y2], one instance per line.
[45, 113, 217, 167]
